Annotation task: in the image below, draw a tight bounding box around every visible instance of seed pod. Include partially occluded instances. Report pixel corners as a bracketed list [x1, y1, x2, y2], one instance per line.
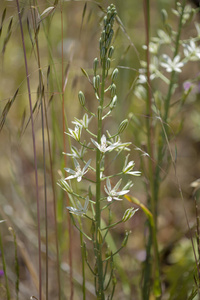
[111, 68, 119, 82]
[78, 91, 85, 106]
[93, 57, 99, 75]
[118, 119, 128, 134]
[108, 46, 114, 58]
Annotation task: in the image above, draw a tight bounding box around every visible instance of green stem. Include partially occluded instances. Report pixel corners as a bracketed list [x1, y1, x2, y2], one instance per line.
[95, 58, 106, 300]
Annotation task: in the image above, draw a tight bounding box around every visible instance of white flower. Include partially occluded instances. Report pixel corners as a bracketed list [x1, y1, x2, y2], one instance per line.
[65, 159, 91, 182]
[67, 196, 89, 216]
[64, 144, 88, 159]
[123, 154, 141, 176]
[160, 55, 184, 73]
[72, 113, 92, 129]
[67, 125, 82, 141]
[104, 178, 130, 202]
[91, 135, 117, 153]
[183, 41, 200, 61]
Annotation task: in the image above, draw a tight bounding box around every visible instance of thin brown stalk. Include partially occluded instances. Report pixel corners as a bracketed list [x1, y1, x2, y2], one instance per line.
[15, 1, 42, 299]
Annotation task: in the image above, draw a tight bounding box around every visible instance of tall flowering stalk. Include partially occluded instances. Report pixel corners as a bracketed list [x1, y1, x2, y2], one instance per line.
[58, 4, 140, 299]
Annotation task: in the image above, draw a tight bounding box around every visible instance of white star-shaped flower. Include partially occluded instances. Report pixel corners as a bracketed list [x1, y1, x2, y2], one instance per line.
[91, 135, 117, 153]
[160, 55, 184, 73]
[104, 178, 130, 202]
[123, 154, 141, 176]
[183, 41, 200, 61]
[64, 159, 91, 182]
[67, 196, 89, 216]
[66, 125, 82, 141]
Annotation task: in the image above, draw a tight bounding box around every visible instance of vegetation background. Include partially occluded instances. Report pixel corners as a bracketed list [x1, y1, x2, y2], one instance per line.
[0, 0, 200, 299]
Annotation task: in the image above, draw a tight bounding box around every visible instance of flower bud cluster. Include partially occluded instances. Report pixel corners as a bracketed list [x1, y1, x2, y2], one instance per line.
[99, 4, 117, 63]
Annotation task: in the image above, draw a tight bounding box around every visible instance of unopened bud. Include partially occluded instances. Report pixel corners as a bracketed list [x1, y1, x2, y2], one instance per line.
[103, 16, 108, 27]
[108, 29, 114, 42]
[100, 47, 106, 59]
[122, 231, 130, 247]
[110, 95, 117, 109]
[108, 46, 114, 58]
[105, 38, 111, 49]
[105, 23, 111, 34]
[99, 37, 104, 50]
[161, 9, 168, 23]
[122, 208, 138, 222]
[101, 30, 106, 42]
[78, 91, 85, 106]
[118, 119, 128, 134]
[106, 58, 111, 71]
[93, 58, 99, 75]
[111, 68, 119, 82]
[93, 75, 100, 89]
[110, 83, 116, 97]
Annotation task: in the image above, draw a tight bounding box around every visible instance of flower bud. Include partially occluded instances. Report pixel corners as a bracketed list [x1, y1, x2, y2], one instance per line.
[105, 37, 111, 49]
[100, 47, 106, 59]
[106, 58, 111, 71]
[110, 95, 117, 109]
[110, 83, 116, 97]
[108, 29, 114, 42]
[118, 119, 128, 134]
[111, 68, 119, 82]
[103, 16, 107, 27]
[161, 9, 168, 23]
[101, 30, 106, 42]
[122, 208, 138, 222]
[122, 231, 130, 247]
[99, 37, 104, 50]
[93, 75, 100, 89]
[93, 57, 99, 75]
[105, 23, 111, 34]
[108, 46, 114, 58]
[78, 91, 85, 106]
